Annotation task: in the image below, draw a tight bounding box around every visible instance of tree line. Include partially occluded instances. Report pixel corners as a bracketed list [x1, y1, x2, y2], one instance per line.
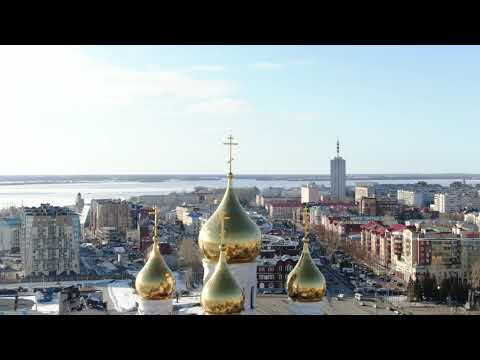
[407, 273, 470, 305]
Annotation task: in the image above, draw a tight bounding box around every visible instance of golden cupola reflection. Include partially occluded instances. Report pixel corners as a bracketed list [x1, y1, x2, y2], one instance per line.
[201, 216, 245, 315]
[135, 208, 176, 300]
[198, 135, 261, 264]
[286, 206, 327, 302]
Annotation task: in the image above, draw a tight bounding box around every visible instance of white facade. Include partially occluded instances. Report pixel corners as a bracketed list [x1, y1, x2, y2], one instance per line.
[301, 183, 321, 204]
[355, 185, 375, 204]
[330, 157, 346, 201]
[137, 298, 172, 315]
[433, 188, 480, 213]
[397, 190, 424, 208]
[433, 193, 459, 213]
[464, 212, 480, 226]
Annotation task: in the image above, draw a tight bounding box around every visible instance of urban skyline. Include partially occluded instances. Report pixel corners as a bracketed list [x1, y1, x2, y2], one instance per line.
[2, 45, 480, 316]
[2, 45, 480, 175]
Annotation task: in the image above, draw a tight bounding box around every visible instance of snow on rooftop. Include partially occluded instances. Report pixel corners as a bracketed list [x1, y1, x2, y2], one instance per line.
[99, 261, 117, 272]
[108, 280, 138, 313]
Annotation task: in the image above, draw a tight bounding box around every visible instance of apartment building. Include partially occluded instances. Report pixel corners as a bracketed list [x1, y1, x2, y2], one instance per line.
[89, 199, 132, 238]
[359, 197, 377, 216]
[397, 189, 424, 208]
[21, 204, 80, 278]
[0, 217, 21, 253]
[301, 183, 321, 204]
[355, 183, 376, 204]
[267, 201, 302, 220]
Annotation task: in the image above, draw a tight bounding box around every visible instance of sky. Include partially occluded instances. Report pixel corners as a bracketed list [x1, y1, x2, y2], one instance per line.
[1, 45, 480, 175]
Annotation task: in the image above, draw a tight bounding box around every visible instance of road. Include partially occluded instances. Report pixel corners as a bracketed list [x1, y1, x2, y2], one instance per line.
[256, 266, 395, 315]
[322, 266, 395, 315]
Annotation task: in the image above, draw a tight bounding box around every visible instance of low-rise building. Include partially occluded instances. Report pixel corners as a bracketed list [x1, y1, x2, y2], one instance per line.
[267, 201, 302, 220]
[359, 197, 377, 216]
[355, 183, 376, 204]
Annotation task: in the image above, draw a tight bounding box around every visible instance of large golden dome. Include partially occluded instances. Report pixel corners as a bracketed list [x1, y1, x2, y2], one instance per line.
[200, 244, 245, 315]
[286, 207, 326, 302]
[135, 209, 176, 300]
[198, 174, 261, 264]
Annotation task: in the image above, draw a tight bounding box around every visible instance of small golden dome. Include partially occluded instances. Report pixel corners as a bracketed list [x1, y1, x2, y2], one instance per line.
[200, 244, 245, 315]
[135, 208, 176, 300]
[198, 175, 261, 264]
[286, 240, 326, 302]
[286, 206, 326, 302]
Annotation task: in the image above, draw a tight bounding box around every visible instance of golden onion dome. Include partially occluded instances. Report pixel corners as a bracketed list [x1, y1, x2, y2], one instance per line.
[198, 174, 261, 264]
[286, 239, 326, 302]
[135, 241, 176, 300]
[135, 209, 176, 300]
[200, 244, 245, 315]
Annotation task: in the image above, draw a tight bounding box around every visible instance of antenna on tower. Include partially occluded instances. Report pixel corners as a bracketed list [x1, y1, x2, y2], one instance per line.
[336, 137, 340, 157]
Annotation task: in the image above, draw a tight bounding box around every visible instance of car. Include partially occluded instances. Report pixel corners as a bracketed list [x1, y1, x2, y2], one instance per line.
[337, 294, 344, 300]
[359, 301, 366, 306]
[394, 310, 401, 315]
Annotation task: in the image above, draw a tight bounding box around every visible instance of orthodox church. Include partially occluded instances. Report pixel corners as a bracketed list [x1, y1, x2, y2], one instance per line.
[134, 136, 327, 315]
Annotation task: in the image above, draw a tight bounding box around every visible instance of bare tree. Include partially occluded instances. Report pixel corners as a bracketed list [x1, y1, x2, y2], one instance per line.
[177, 237, 203, 287]
[470, 258, 480, 290]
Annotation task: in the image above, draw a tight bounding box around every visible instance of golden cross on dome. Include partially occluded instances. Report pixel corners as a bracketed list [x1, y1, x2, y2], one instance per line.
[303, 205, 310, 241]
[149, 206, 160, 244]
[223, 135, 238, 176]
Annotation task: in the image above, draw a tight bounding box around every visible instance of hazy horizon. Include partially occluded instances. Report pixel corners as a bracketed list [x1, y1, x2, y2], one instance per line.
[2, 45, 480, 175]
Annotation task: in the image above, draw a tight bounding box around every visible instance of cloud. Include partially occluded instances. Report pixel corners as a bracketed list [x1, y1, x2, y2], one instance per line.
[185, 98, 251, 115]
[0, 46, 236, 111]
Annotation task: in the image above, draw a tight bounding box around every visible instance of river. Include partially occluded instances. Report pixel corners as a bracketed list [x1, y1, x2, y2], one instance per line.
[0, 177, 479, 208]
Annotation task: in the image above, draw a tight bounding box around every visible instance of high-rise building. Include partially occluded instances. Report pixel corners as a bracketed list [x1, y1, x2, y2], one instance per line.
[75, 193, 85, 213]
[89, 199, 132, 239]
[20, 204, 80, 278]
[330, 138, 346, 201]
[0, 217, 21, 253]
